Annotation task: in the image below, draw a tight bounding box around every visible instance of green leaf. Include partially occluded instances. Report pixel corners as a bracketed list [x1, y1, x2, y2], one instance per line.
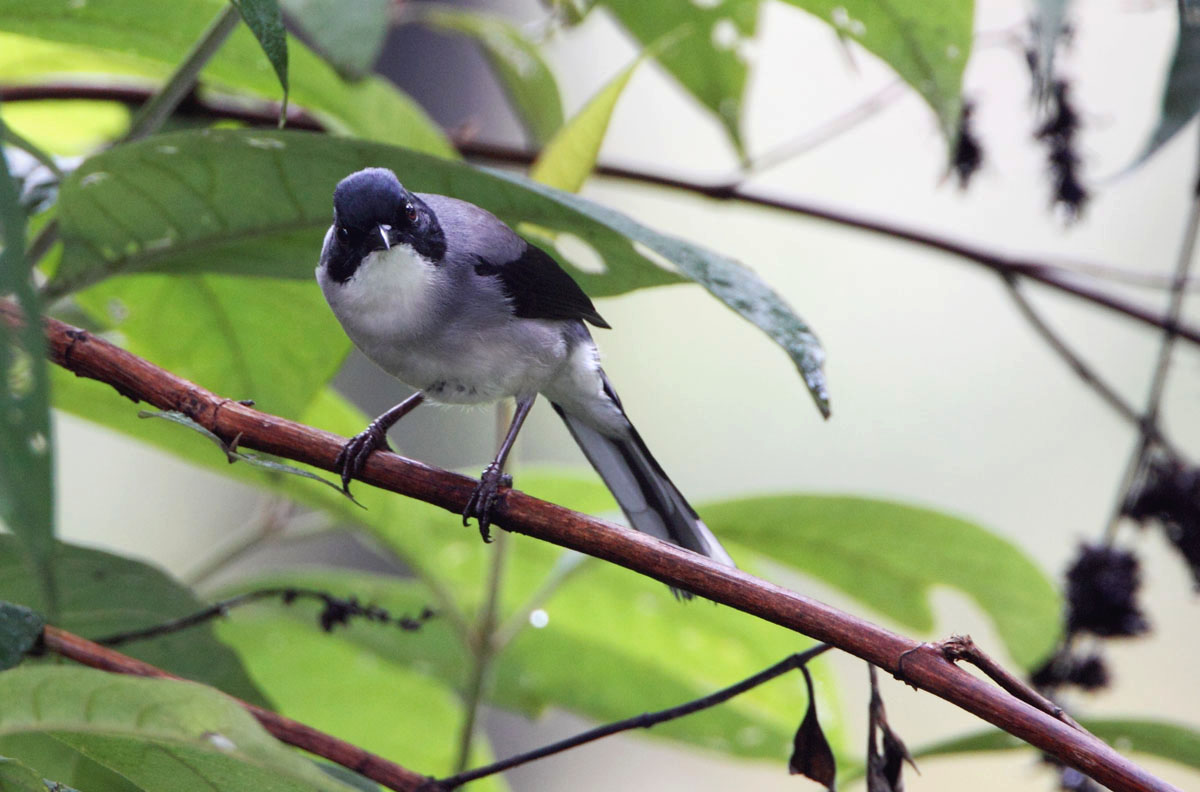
[71, 273, 350, 421]
[780, 0, 974, 140]
[213, 605, 502, 787]
[602, 0, 757, 155]
[0, 2, 451, 155]
[0, 754, 46, 792]
[0, 113, 56, 614]
[1134, 3, 1200, 166]
[230, 0, 289, 115]
[404, 4, 564, 146]
[279, 0, 389, 80]
[217, 566, 845, 764]
[0, 666, 359, 792]
[0, 537, 270, 708]
[52, 128, 827, 412]
[0, 601, 44, 671]
[914, 719, 1200, 773]
[0, 734, 140, 792]
[702, 495, 1061, 669]
[530, 49, 646, 192]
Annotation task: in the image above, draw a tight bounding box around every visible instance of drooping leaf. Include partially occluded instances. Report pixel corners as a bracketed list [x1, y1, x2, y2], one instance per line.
[52, 129, 828, 413]
[780, 0, 974, 141]
[789, 665, 836, 788]
[531, 45, 652, 192]
[0, 2, 451, 155]
[914, 719, 1200, 773]
[1030, 0, 1071, 102]
[279, 0, 389, 80]
[0, 666, 359, 792]
[601, 0, 757, 156]
[403, 4, 565, 146]
[1133, 2, 1200, 166]
[0, 601, 44, 671]
[0, 536, 270, 708]
[0, 114, 56, 614]
[230, 0, 290, 115]
[702, 495, 1061, 668]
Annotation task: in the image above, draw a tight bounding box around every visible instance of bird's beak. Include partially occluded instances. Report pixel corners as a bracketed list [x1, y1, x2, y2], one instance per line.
[378, 224, 392, 250]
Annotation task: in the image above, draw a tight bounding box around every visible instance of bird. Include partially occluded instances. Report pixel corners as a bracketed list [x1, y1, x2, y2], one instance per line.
[316, 167, 735, 572]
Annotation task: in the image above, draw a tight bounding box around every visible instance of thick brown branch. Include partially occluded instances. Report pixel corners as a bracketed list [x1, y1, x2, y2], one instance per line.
[3, 81, 1198, 346]
[3, 300, 1181, 792]
[40, 625, 431, 792]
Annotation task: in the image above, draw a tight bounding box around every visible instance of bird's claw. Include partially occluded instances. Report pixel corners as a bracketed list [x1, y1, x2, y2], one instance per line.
[463, 463, 513, 542]
[335, 421, 394, 494]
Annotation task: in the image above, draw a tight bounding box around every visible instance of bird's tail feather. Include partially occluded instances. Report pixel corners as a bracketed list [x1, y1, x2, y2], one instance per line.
[551, 403, 736, 569]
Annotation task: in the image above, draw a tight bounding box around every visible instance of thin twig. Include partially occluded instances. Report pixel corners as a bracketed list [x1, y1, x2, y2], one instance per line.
[1103, 184, 1200, 542]
[1002, 276, 1183, 459]
[122, 4, 241, 143]
[40, 625, 432, 792]
[932, 635, 1086, 733]
[1, 123, 64, 179]
[3, 300, 1181, 792]
[747, 80, 906, 174]
[91, 587, 432, 647]
[436, 644, 834, 790]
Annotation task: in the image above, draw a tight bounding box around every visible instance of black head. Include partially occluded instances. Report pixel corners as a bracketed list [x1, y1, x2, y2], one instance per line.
[322, 168, 446, 283]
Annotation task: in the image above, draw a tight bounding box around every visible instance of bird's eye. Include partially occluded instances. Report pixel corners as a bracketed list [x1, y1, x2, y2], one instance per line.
[405, 202, 418, 222]
[336, 225, 349, 241]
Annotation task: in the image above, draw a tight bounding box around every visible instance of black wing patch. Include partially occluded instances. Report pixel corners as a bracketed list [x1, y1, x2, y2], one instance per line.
[474, 243, 611, 329]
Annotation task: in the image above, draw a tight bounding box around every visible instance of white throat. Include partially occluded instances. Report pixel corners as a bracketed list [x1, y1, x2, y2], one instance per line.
[318, 243, 443, 350]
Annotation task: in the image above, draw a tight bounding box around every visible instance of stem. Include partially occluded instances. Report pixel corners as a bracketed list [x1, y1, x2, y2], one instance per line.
[1, 124, 64, 179]
[438, 644, 835, 789]
[453, 530, 509, 773]
[123, 4, 240, 143]
[1002, 276, 1182, 459]
[25, 218, 58, 269]
[1102, 184, 1200, 542]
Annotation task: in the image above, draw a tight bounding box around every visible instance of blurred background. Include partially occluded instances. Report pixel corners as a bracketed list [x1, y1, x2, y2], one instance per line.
[11, 0, 1200, 788]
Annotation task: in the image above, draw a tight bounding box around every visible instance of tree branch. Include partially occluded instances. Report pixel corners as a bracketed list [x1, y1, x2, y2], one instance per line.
[40, 625, 432, 792]
[3, 82, 1199, 346]
[3, 299, 1181, 792]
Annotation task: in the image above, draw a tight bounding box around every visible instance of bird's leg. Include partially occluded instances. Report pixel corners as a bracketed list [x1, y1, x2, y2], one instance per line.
[464, 394, 536, 542]
[336, 392, 425, 494]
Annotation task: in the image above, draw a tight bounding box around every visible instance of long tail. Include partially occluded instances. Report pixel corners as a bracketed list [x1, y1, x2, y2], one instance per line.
[551, 398, 735, 569]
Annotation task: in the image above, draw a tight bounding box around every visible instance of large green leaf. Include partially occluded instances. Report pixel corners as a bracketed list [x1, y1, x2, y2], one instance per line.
[51, 128, 828, 413]
[216, 566, 844, 765]
[914, 719, 1200, 773]
[214, 608, 504, 789]
[702, 495, 1061, 669]
[1134, 2, 1200, 165]
[601, 0, 757, 156]
[0, 113, 55, 613]
[0, 536, 270, 707]
[780, 0, 973, 140]
[279, 0, 389, 80]
[403, 4, 565, 146]
[72, 273, 350, 421]
[0, 666, 358, 792]
[0, 1, 451, 154]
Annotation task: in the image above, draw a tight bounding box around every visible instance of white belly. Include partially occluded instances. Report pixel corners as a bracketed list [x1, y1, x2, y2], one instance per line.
[318, 246, 572, 404]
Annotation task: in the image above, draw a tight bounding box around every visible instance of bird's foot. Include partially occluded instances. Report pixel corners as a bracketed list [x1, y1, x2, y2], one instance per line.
[335, 421, 394, 494]
[462, 463, 513, 542]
